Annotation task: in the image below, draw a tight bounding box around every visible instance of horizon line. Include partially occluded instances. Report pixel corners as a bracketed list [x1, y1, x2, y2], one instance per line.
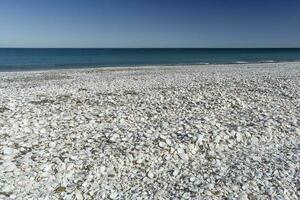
[1, 47, 300, 49]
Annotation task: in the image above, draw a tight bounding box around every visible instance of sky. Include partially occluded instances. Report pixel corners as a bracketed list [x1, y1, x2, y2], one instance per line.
[0, 0, 299, 48]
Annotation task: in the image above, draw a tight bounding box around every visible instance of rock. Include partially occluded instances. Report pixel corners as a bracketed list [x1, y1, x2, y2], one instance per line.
[109, 191, 119, 199]
[75, 189, 84, 200]
[165, 138, 172, 146]
[42, 164, 52, 172]
[3, 162, 17, 172]
[177, 147, 189, 161]
[158, 141, 167, 148]
[295, 128, 300, 136]
[239, 192, 249, 200]
[110, 134, 119, 142]
[55, 186, 66, 193]
[196, 134, 204, 145]
[182, 192, 190, 199]
[172, 168, 180, 177]
[40, 128, 47, 134]
[147, 171, 154, 179]
[100, 166, 106, 174]
[3, 147, 14, 155]
[236, 132, 243, 142]
[49, 141, 56, 148]
[24, 127, 32, 133]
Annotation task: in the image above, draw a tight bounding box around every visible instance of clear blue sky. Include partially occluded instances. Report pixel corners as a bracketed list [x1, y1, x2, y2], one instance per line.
[0, 0, 299, 48]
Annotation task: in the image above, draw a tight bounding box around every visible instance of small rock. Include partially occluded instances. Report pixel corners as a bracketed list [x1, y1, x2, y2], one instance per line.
[49, 142, 56, 148]
[109, 191, 118, 199]
[3, 162, 17, 172]
[177, 147, 189, 160]
[75, 189, 84, 200]
[147, 171, 154, 179]
[55, 186, 66, 193]
[110, 134, 119, 142]
[40, 128, 47, 134]
[196, 134, 204, 145]
[172, 168, 180, 177]
[158, 141, 167, 148]
[236, 132, 243, 142]
[100, 166, 106, 174]
[24, 127, 32, 133]
[3, 147, 14, 155]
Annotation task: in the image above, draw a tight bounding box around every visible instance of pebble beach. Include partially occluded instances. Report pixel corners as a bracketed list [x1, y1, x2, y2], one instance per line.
[0, 62, 299, 199]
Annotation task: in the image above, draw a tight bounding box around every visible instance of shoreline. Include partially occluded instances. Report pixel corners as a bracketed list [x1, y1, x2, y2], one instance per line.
[1, 60, 300, 74]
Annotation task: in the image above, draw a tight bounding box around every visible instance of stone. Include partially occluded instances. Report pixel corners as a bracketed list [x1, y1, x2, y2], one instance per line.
[3, 147, 14, 155]
[49, 141, 56, 148]
[172, 168, 180, 177]
[3, 162, 17, 172]
[75, 189, 84, 200]
[177, 148, 189, 161]
[109, 191, 119, 199]
[158, 141, 167, 148]
[147, 171, 155, 179]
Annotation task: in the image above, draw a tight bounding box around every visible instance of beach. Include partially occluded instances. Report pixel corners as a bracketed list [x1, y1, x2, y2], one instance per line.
[0, 62, 299, 199]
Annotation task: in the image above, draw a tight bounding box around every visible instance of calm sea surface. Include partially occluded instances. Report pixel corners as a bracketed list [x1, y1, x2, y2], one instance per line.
[0, 48, 300, 71]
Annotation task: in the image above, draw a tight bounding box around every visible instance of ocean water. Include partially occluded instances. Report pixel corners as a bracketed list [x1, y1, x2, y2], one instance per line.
[0, 48, 300, 71]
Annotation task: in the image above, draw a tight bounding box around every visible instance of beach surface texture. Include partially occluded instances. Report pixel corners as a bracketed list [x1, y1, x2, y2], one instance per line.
[0, 62, 299, 199]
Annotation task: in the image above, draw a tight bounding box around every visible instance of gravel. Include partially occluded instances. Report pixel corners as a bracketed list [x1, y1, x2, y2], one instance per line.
[0, 62, 299, 199]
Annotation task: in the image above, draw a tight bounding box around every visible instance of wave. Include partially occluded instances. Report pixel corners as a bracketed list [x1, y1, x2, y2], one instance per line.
[259, 60, 276, 63]
[235, 61, 249, 64]
[193, 62, 210, 65]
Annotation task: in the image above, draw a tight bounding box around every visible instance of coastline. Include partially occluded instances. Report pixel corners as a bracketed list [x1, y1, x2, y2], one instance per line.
[0, 62, 299, 199]
[1, 60, 300, 74]
[1, 47, 300, 72]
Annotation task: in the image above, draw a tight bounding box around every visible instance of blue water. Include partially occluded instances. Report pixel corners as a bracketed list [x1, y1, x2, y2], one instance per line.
[0, 48, 300, 71]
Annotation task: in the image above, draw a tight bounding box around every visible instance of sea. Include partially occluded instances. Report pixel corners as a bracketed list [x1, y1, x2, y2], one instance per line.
[0, 48, 300, 71]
